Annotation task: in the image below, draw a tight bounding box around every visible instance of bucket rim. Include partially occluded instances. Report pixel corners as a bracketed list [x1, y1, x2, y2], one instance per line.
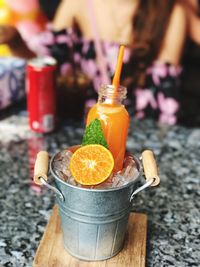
[49, 150, 142, 193]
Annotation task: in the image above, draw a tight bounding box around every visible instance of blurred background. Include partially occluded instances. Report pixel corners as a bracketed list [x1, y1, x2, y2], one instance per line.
[0, 0, 199, 127]
[1, 1, 200, 266]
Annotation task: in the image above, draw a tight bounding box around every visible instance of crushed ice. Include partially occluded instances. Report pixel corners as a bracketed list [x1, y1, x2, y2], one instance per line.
[52, 149, 139, 189]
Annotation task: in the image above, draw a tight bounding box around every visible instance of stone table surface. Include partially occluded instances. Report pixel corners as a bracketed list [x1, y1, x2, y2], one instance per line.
[0, 112, 200, 267]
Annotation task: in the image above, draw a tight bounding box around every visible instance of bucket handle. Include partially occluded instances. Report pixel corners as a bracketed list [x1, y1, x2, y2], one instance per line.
[33, 151, 64, 201]
[129, 150, 160, 202]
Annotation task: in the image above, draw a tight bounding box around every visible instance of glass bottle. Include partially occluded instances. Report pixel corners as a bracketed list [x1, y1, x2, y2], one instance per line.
[86, 84, 130, 172]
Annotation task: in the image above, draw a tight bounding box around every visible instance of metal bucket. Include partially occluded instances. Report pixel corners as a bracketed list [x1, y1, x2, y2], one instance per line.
[34, 149, 160, 261]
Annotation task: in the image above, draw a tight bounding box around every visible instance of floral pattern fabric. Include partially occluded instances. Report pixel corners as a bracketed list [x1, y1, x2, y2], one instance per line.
[31, 27, 182, 125]
[0, 57, 26, 110]
[135, 62, 181, 125]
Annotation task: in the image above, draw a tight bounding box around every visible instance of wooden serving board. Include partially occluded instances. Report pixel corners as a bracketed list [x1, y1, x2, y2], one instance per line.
[33, 206, 147, 267]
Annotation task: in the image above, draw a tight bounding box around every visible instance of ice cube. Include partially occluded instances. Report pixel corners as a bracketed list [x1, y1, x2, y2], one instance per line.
[54, 169, 69, 182]
[53, 149, 73, 182]
[52, 149, 139, 189]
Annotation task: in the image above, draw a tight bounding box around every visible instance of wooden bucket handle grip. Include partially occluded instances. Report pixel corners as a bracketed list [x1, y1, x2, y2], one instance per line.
[141, 150, 160, 186]
[34, 151, 49, 185]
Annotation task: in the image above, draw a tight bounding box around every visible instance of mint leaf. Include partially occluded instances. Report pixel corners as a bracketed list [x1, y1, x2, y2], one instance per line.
[82, 119, 108, 149]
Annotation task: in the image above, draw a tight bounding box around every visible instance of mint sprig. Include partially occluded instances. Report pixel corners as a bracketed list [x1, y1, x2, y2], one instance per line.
[82, 119, 108, 149]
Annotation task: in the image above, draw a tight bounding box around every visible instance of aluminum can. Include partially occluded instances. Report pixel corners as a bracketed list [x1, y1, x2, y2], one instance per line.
[26, 57, 57, 133]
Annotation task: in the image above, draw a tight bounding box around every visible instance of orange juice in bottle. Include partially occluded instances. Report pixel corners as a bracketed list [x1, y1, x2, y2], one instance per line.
[86, 84, 129, 172]
[87, 45, 129, 172]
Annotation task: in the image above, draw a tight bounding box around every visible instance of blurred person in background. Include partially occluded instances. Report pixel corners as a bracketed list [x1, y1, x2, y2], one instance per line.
[179, 0, 200, 126]
[182, 0, 200, 45]
[0, 0, 187, 125]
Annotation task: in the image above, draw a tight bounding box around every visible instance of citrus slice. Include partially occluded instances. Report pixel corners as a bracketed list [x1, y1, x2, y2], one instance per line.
[69, 144, 114, 185]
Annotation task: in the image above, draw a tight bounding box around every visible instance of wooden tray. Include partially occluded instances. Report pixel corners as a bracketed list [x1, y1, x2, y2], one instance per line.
[33, 206, 147, 267]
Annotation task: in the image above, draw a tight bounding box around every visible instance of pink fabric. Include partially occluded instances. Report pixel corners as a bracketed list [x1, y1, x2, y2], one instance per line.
[60, 63, 72, 76]
[169, 64, 182, 77]
[147, 63, 168, 86]
[56, 35, 72, 44]
[135, 89, 157, 110]
[135, 111, 145, 119]
[158, 92, 179, 125]
[26, 29, 54, 55]
[17, 21, 41, 42]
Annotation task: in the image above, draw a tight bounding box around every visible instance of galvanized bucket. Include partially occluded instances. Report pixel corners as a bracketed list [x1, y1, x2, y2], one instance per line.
[34, 149, 160, 261]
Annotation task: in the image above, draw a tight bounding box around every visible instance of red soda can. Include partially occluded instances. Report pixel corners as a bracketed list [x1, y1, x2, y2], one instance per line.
[26, 57, 57, 133]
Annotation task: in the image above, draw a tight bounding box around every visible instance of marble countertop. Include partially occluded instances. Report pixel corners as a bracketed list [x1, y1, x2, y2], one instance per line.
[0, 111, 200, 267]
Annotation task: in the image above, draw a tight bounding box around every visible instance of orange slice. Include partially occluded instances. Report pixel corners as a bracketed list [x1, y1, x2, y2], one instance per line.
[69, 144, 114, 185]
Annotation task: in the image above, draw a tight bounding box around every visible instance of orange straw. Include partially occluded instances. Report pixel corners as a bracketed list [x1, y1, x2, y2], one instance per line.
[112, 45, 125, 104]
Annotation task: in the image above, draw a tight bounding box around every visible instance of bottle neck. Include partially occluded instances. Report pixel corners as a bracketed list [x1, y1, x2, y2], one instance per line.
[98, 85, 127, 105]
